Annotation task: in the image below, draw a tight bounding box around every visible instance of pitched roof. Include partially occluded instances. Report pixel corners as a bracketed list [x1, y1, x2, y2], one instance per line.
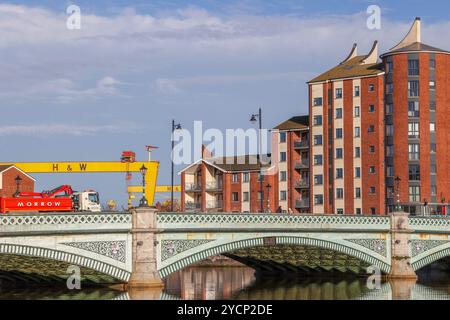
[273, 115, 309, 131]
[0, 165, 36, 181]
[308, 55, 383, 83]
[179, 154, 273, 174]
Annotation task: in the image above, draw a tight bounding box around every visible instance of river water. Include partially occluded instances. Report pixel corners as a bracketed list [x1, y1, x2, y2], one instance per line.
[1, 266, 450, 300]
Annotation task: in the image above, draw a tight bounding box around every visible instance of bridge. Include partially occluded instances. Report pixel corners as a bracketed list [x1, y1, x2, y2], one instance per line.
[1, 209, 450, 288]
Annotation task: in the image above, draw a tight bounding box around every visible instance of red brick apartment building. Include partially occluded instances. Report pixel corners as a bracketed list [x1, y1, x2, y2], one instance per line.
[180, 148, 278, 213]
[180, 18, 450, 215]
[0, 165, 35, 198]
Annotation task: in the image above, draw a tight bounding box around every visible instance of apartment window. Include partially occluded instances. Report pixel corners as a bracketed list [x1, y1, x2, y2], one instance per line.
[386, 125, 394, 136]
[279, 171, 287, 182]
[314, 135, 323, 146]
[387, 166, 394, 177]
[280, 191, 287, 201]
[386, 61, 393, 73]
[257, 191, 264, 200]
[336, 148, 343, 159]
[354, 106, 360, 117]
[313, 115, 322, 126]
[408, 59, 419, 76]
[280, 152, 287, 162]
[430, 143, 436, 153]
[369, 166, 376, 174]
[354, 86, 360, 97]
[408, 122, 419, 138]
[430, 101, 436, 110]
[430, 81, 436, 90]
[355, 127, 360, 137]
[355, 188, 361, 199]
[368, 125, 375, 133]
[243, 192, 249, 202]
[279, 132, 286, 143]
[336, 168, 343, 179]
[335, 88, 343, 99]
[409, 143, 420, 160]
[314, 175, 323, 185]
[335, 108, 343, 119]
[408, 80, 419, 97]
[431, 164, 437, 174]
[258, 173, 264, 182]
[337, 209, 344, 215]
[313, 97, 323, 106]
[232, 173, 239, 183]
[409, 186, 420, 202]
[314, 155, 323, 165]
[430, 59, 436, 69]
[369, 187, 376, 194]
[336, 128, 343, 139]
[232, 192, 239, 202]
[386, 103, 393, 115]
[314, 195, 324, 205]
[408, 164, 420, 181]
[369, 84, 375, 92]
[371, 208, 376, 215]
[430, 122, 436, 132]
[386, 83, 393, 94]
[243, 172, 250, 183]
[369, 145, 375, 153]
[356, 208, 362, 215]
[408, 101, 419, 117]
[386, 145, 394, 157]
[355, 147, 361, 158]
[336, 188, 344, 199]
[369, 104, 375, 113]
[355, 167, 361, 178]
[431, 185, 437, 196]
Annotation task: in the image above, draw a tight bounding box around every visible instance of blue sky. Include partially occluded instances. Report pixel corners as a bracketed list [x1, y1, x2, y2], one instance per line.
[1, 0, 449, 207]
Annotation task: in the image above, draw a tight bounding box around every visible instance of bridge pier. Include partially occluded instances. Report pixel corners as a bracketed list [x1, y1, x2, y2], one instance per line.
[127, 207, 164, 289]
[387, 212, 417, 280]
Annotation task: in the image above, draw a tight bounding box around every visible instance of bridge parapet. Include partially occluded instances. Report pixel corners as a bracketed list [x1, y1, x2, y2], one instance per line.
[0, 212, 132, 235]
[409, 217, 450, 233]
[157, 213, 391, 232]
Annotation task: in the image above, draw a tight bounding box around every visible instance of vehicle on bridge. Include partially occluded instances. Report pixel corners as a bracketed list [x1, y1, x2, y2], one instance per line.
[0, 185, 101, 213]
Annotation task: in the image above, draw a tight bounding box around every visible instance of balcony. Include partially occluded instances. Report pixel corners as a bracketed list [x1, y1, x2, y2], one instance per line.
[294, 160, 309, 170]
[185, 183, 202, 192]
[294, 140, 309, 149]
[205, 181, 223, 192]
[294, 179, 309, 189]
[206, 200, 223, 210]
[295, 199, 310, 209]
[185, 202, 201, 211]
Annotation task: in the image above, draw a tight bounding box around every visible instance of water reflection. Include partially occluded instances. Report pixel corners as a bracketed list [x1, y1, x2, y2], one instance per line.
[1, 266, 450, 300]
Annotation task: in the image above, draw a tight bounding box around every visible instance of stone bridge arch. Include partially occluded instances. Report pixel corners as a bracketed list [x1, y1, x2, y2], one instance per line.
[0, 243, 131, 282]
[410, 241, 450, 271]
[158, 235, 391, 278]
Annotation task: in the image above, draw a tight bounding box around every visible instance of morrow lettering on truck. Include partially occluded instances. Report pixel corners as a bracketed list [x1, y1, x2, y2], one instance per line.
[0, 197, 73, 213]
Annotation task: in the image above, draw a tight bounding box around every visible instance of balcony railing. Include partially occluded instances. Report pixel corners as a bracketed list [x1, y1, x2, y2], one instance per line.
[205, 181, 223, 191]
[185, 183, 202, 192]
[206, 200, 223, 209]
[294, 179, 309, 188]
[294, 140, 309, 149]
[295, 199, 310, 208]
[185, 202, 201, 211]
[295, 160, 309, 169]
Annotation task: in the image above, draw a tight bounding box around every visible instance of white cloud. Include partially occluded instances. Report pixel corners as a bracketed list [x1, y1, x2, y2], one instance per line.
[0, 123, 140, 137]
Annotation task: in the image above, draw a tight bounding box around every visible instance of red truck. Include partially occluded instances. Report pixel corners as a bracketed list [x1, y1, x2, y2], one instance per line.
[0, 185, 101, 214]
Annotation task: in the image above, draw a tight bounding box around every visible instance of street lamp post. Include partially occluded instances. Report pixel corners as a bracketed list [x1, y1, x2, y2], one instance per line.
[171, 120, 182, 212]
[14, 175, 22, 197]
[394, 176, 401, 212]
[250, 108, 263, 213]
[139, 165, 149, 207]
[266, 183, 271, 213]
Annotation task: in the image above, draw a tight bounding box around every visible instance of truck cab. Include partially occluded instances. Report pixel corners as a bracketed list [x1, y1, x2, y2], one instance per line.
[72, 190, 101, 212]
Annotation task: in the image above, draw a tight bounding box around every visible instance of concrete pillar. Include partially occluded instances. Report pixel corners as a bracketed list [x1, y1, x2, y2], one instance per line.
[127, 207, 164, 288]
[387, 211, 417, 279]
